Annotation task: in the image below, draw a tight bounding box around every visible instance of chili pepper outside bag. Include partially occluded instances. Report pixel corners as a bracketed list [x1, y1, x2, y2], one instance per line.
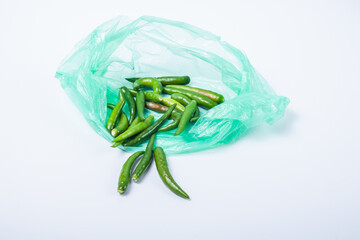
[55, 16, 290, 154]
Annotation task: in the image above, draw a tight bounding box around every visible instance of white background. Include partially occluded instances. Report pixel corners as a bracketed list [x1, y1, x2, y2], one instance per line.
[1, 0, 359, 239]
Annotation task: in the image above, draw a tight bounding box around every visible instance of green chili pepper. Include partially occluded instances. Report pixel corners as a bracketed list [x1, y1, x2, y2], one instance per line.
[111, 117, 141, 148]
[171, 93, 200, 122]
[166, 85, 224, 103]
[112, 115, 154, 143]
[120, 86, 136, 124]
[111, 112, 129, 137]
[133, 77, 163, 94]
[106, 91, 125, 131]
[159, 111, 182, 132]
[132, 134, 156, 182]
[123, 104, 177, 146]
[126, 76, 190, 85]
[163, 87, 217, 109]
[174, 100, 197, 136]
[161, 97, 185, 112]
[143, 91, 163, 103]
[129, 89, 162, 103]
[107, 103, 115, 109]
[154, 147, 189, 199]
[136, 91, 145, 121]
[156, 76, 190, 85]
[118, 151, 145, 194]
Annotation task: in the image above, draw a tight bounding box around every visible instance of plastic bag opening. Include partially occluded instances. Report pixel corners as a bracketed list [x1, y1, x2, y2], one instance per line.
[55, 15, 289, 154]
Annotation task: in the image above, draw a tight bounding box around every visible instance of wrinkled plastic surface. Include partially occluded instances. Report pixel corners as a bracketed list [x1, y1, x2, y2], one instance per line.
[55, 16, 289, 154]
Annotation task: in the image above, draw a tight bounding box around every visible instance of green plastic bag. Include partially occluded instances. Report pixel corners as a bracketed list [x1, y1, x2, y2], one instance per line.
[55, 16, 289, 154]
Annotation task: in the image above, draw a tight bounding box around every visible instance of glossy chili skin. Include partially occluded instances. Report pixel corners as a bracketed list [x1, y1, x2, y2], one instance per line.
[170, 93, 192, 105]
[154, 147, 189, 199]
[120, 86, 137, 124]
[156, 76, 190, 85]
[166, 85, 224, 103]
[161, 97, 185, 112]
[106, 90, 125, 131]
[117, 151, 144, 194]
[126, 76, 190, 85]
[111, 112, 129, 137]
[174, 100, 197, 136]
[111, 117, 141, 148]
[132, 134, 156, 182]
[136, 91, 145, 121]
[112, 115, 154, 143]
[163, 87, 217, 109]
[107, 103, 115, 109]
[129, 89, 162, 103]
[133, 78, 163, 94]
[122, 104, 177, 146]
[171, 93, 200, 122]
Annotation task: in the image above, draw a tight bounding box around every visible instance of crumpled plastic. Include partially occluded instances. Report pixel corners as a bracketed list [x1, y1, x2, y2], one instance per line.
[55, 15, 290, 154]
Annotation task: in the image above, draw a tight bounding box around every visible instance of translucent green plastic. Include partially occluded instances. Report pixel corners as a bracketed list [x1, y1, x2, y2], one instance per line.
[55, 16, 289, 154]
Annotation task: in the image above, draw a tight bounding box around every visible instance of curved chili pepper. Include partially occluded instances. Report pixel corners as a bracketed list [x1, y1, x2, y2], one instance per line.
[126, 76, 190, 85]
[112, 115, 154, 143]
[133, 77, 163, 94]
[106, 90, 125, 131]
[111, 112, 129, 137]
[171, 93, 200, 122]
[166, 85, 224, 103]
[120, 86, 136, 124]
[132, 134, 156, 182]
[174, 100, 197, 136]
[117, 151, 144, 194]
[122, 104, 177, 146]
[136, 91, 145, 121]
[163, 87, 217, 109]
[154, 147, 189, 199]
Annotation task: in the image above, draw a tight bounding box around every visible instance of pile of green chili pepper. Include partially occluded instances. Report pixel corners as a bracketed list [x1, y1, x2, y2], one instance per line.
[106, 76, 224, 199]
